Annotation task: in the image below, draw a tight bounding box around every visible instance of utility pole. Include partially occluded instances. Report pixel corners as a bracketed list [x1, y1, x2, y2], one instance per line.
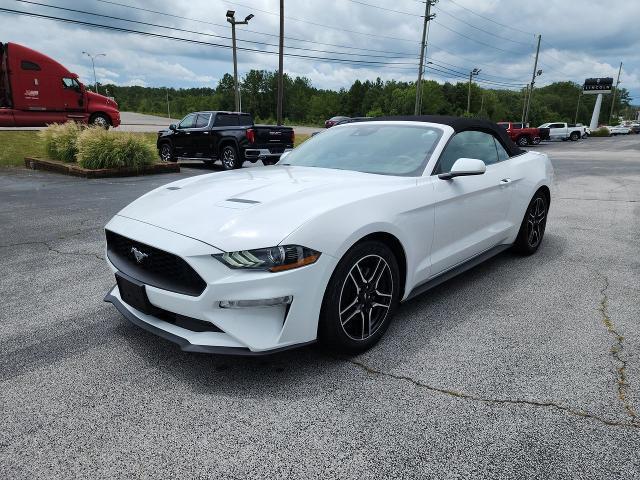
[521, 85, 528, 124]
[166, 88, 171, 119]
[467, 68, 480, 115]
[276, 0, 284, 125]
[82, 51, 105, 94]
[574, 90, 582, 124]
[609, 62, 622, 124]
[414, 0, 436, 115]
[524, 34, 541, 125]
[226, 10, 254, 112]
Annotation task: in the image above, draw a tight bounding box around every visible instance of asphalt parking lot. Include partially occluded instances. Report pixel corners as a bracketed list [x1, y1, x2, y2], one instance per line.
[1, 136, 639, 478]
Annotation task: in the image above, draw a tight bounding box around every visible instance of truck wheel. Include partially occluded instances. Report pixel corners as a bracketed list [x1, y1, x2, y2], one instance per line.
[221, 145, 242, 170]
[516, 136, 529, 147]
[569, 131, 580, 141]
[532, 137, 541, 145]
[90, 113, 111, 129]
[159, 142, 175, 162]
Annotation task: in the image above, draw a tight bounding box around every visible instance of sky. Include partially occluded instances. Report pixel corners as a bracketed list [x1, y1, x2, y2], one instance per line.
[1, 0, 638, 101]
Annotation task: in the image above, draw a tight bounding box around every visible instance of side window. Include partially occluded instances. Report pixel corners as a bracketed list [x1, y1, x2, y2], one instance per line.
[195, 113, 211, 128]
[178, 113, 196, 129]
[21, 60, 41, 71]
[435, 130, 499, 174]
[62, 77, 80, 91]
[494, 138, 510, 162]
[238, 114, 253, 126]
[214, 114, 239, 127]
[512, 123, 523, 129]
[550, 123, 563, 129]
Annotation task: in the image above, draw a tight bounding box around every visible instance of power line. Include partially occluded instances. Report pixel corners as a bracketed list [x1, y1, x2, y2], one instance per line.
[93, 0, 424, 57]
[345, 0, 419, 17]
[221, 0, 420, 43]
[431, 20, 527, 56]
[432, 5, 533, 47]
[446, 0, 535, 37]
[14, 1, 419, 62]
[0, 7, 420, 69]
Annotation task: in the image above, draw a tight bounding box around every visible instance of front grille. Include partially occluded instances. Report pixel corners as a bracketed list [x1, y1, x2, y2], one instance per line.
[151, 306, 223, 333]
[106, 230, 206, 296]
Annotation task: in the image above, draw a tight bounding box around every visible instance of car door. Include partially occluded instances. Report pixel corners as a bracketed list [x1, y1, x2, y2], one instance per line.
[191, 113, 212, 157]
[61, 77, 84, 113]
[429, 130, 513, 275]
[548, 123, 565, 140]
[172, 113, 197, 157]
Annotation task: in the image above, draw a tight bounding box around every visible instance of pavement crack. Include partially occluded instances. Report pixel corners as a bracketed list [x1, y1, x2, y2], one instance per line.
[598, 275, 638, 424]
[0, 240, 103, 261]
[345, 358, 638, 429]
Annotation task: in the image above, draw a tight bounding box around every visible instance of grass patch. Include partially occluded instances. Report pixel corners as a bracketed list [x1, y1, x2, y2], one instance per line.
[0, 131, 47, 167]
[295, 133, 310, 147]
[590, 127, 610, 137]
[0, 130, 157, 167]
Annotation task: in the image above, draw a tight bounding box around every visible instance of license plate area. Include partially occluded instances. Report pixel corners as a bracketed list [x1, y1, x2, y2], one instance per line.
[115, 272, 153, 315]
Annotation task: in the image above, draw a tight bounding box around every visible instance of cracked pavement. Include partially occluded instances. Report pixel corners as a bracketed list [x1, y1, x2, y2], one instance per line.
[1, 137, 640, 478]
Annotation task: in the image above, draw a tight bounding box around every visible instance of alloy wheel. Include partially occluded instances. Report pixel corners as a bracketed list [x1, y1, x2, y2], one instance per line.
[338, 255, 394, 341]
[526, 197, 547, 248]
[160, 144, 171, 162]
[222, 147, 236, 169]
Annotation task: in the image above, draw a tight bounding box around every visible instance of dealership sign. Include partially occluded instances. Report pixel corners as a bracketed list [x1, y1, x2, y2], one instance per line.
[583, 77, 613, 94]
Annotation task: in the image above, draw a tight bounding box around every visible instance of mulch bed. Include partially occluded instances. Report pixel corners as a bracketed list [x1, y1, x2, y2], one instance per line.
[24, 157, 179, 178]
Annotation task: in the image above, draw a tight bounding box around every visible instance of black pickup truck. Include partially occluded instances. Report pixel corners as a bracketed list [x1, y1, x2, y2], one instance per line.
[157, 111, 294, 169]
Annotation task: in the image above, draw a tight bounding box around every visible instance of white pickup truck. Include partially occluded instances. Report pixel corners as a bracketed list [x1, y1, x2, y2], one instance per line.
[538, 122, 587, 141]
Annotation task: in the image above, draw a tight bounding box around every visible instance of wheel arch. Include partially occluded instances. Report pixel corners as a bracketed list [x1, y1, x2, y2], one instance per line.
[348, 232, 408, 300]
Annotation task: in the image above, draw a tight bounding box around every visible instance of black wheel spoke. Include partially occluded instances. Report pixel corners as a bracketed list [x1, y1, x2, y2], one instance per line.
[339, 254, 394, 342]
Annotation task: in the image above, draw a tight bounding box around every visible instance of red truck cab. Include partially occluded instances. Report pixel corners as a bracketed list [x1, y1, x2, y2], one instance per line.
[0, 42, 120, 127]
[497, 122, 547, 147]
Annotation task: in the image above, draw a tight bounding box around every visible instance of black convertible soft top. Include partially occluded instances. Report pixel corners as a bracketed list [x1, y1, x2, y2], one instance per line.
[350, 115, 523, 157]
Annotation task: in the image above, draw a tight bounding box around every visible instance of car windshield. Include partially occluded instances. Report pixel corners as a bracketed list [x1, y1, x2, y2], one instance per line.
[281, 123, 443, 176]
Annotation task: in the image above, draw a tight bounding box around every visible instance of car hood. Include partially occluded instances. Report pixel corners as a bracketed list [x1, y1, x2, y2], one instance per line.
[116, 166, 412, 252]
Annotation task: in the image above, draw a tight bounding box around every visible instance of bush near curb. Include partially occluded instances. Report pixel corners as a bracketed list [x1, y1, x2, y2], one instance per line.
[38, 122, 82, 162]
[76, 128, 156, 169]
[590, 127, 610, 137]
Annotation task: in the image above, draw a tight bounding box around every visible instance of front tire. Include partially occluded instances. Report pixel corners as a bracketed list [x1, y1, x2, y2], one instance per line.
[570, 131, 580, 141]
[221, 144, 242, 170]
[318, 241, 400, 353]
[516, 136, 529, 147]
[159, 142, 175, 162]
[90, 113, 111, 129]
[513, 191, 548, 255]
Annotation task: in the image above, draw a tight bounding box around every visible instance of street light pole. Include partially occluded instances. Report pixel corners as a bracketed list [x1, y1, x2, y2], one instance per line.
[467, 68, 480, 115]
[82, 51, 105, 94]
[226, 10, 254, 112]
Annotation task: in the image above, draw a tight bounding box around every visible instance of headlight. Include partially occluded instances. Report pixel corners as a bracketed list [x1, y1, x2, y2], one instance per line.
[212, 245, 320, 272]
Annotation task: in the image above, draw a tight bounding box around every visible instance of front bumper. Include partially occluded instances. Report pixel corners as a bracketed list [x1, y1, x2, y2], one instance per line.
[104, 215, 336, 354]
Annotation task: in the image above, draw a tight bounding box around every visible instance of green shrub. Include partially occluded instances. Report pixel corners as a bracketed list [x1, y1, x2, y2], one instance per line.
[76, 128, 156, 169]
[38, 122, 82, 162]
[590, 127, 610, 137]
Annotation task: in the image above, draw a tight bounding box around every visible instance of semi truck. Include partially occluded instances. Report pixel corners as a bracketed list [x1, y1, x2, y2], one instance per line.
[0, 42, 120, 128]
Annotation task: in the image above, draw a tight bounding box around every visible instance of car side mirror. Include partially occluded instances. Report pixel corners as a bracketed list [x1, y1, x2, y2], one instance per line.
[169, 124, 177, 131]
[438, 158, 486, 180]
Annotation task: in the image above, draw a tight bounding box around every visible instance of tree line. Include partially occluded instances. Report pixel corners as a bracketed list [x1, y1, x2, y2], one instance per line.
[101, 70, 634, 126]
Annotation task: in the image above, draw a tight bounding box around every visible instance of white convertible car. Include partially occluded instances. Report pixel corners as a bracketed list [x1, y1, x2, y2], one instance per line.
[104, 116, 553, 354]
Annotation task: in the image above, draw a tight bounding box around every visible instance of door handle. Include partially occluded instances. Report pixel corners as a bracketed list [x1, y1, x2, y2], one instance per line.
[500, 178, 512, 185]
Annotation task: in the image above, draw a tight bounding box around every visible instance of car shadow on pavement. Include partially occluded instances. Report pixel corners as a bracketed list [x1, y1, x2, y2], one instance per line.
[112, 233, 567, 399]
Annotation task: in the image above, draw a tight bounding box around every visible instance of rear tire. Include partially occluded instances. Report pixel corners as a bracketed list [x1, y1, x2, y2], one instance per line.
[318, 241, 400, 353]
[513, 191, 548, 256]
[221, 144, 242, 170]
[532, 137, 541, 145]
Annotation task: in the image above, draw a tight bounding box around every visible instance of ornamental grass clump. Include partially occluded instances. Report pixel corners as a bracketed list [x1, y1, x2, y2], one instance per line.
[38, 122, 82, 162]
[589, 127, 610, 137]
[76, 127, 156, 169]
